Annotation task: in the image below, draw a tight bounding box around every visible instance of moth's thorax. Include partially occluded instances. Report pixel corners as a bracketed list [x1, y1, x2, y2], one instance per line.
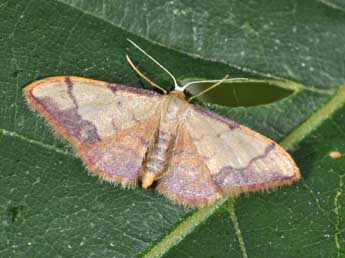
[163, 94, 189, 123]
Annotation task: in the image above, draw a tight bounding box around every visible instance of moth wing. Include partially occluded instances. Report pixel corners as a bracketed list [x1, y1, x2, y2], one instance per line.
[182, 105, 300, 197]
[24, 76, 165, 186]
[157, 124, 222, 207]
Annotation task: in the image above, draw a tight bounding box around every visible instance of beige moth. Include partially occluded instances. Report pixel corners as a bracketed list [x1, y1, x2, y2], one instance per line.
[23, 40, 300, 207]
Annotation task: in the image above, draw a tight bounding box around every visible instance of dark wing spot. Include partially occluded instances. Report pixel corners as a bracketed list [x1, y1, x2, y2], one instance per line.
[35, 96, 101, 144]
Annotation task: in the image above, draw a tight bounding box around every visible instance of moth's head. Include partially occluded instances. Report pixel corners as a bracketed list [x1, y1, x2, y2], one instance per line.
[169, 90, 185, 100]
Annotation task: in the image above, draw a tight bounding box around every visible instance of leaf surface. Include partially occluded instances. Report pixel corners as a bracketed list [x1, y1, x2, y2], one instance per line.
[0, 1, 344, 258]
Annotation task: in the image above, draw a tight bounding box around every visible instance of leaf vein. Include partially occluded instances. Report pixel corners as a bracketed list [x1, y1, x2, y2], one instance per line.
[141, 198, 227, 258]
[227, 199, 248, 258]
[0, 127, 72, 157]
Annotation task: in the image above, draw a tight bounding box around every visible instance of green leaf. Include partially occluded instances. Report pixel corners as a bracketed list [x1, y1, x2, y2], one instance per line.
[0, 1, 344, 258]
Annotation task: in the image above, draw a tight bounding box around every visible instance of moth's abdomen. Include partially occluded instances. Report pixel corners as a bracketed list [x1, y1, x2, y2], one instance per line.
[143, 131, 174, 180]
[141, 96, 186, 188]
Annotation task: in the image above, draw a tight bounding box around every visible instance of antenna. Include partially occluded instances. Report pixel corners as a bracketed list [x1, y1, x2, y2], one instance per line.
[126, 54, 167, 94]
[126, 39, 249, 99]
[185, 77, 249, 102]
[127, 39, 183, 91]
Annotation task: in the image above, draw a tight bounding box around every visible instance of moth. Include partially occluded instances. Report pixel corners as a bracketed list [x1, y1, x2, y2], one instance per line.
[23, 40, 300, 207]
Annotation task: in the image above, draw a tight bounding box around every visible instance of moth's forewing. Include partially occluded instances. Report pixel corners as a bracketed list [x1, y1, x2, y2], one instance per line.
[24, 76, 163, 186]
